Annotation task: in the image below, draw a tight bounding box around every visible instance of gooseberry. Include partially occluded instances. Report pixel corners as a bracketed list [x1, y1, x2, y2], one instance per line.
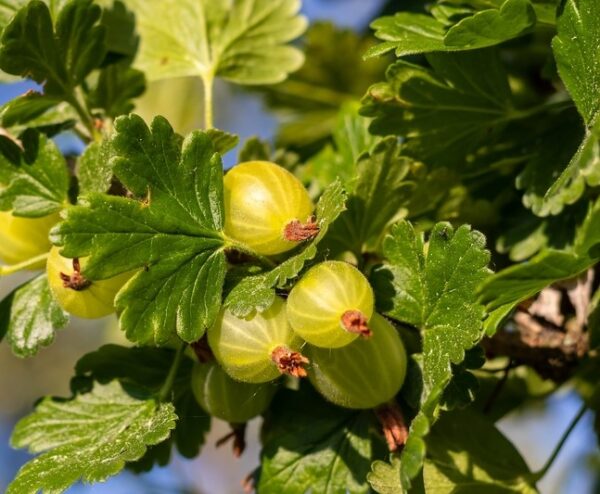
[223, 161, 317, 256]
[0, 211, 60, 268]
[287, 260, 375, 348]
[191, 361, 276, 424]
[207, 297, 308, 383]
[46, 246, 132, 319]
[306, 314, 407, 409]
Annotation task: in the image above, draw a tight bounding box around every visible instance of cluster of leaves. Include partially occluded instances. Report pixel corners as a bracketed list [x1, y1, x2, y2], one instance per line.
[0, 0, 599, 493]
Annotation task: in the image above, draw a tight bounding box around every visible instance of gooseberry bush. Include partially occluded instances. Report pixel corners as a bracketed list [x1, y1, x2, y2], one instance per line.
[0, 0, 599, 492]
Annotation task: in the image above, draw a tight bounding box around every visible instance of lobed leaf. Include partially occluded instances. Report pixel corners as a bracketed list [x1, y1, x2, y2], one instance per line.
[7, 381, 177, 494]
[52, 115, 228, 344]
[126, 0, 306, 85]
[370, 221, 491, 488]
[361, 50, 514, 170]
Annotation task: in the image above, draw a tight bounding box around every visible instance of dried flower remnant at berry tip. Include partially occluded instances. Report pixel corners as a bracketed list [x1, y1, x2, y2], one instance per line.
[283, 216, 320, 242]
[271, 346, 309, 378]
[60, 258, 92, 291]
[216, 423, 247, 458]
[341, 310, 372, 338]
[375, 403, 408, 452]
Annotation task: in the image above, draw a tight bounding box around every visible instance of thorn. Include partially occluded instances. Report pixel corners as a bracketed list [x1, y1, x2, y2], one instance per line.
[216, 423, 246, 458]
[241, 471, 256, 493]
[271, 346, 309, 378]
[283, 216, 320, 242]
[341, 310, 372, 338]
[375, 403, 408, 452]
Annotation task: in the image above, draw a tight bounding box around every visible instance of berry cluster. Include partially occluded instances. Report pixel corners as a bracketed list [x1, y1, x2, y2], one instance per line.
[0, 160, 408, 452]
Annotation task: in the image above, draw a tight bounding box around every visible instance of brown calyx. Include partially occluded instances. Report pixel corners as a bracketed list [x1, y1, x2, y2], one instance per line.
[216, 423, 247, 458]
[283, 216, 320, 242]
[271, 346, 309, 378]
[60, 258, 92, 291]
[375, 402, 408, 452]
[341, 310, 372, 338]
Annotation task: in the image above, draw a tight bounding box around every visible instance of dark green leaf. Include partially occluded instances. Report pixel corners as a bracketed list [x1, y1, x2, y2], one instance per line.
[87, 64, 145, 118]
[99, 0, 138, 61]
[324, 137, 413, 256]
[258, 385, 384, 494]
[52, 115, 227, 344]
[362, 50, 514, 169]
[7, 381, 177, 494]
[0, 274, 69, 357]
[0, 91, 61, 128]
[0, 132, 70, 217]
[225, 180, 347, 317]
[370, 221, 491, 488]
[0, 0, 105, 96]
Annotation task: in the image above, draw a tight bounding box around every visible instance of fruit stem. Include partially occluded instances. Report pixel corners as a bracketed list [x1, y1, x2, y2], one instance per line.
[530, 403, 587, 481]
[203, 74, 215, 130]
[271, 346, 309, 378]
[0, 253, 48, 276]
[158, 343, 186, 402]
[341, 310, 372, 338]
[375, 402, 408, 452]
[223, 238, 277, 269]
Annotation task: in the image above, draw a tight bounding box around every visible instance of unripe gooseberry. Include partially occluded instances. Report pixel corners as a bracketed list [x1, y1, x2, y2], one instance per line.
[287, 261, 375, 348]
[223, 161, 318, 256]
[0, 211, 60, 268]
[46, 246, 132, 319]
[191, 361, 276, 424]
[306, 314, 407, 409]
[207, 297, 308, 383]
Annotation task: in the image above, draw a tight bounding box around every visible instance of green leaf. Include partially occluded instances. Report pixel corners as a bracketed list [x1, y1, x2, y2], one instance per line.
[0, 0, 105, 96]
[422, 409, 538, 493]
[370, 221, 491, 488]
[205, 128, 240, 155]
[259, 22, 389, 151]
[258, 385, 384, 494]
[127, 0, 306, 85]
[75, 344, 210, 462]
[366, 0, 537, 59]
[0, 132, 70, 217]
[544, 0, 600, 209]
[224, 180, 347, 317]
[76, 139, 113, 195]
[7, 381, 177, 494]
[0, 274, 69, 357]
[552, 0, 600, 124]
[324, 137, 413, 256]
[368, 457, 403, 494]
[444, 0, 536, 49]
[305, 102, 378, 192]
[365, 13, 447, 59]
[87, 64, 146, 118]
[52, 115, 227, 345]
[1, 95, 77, 136]
[361, 50, 514, 169]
